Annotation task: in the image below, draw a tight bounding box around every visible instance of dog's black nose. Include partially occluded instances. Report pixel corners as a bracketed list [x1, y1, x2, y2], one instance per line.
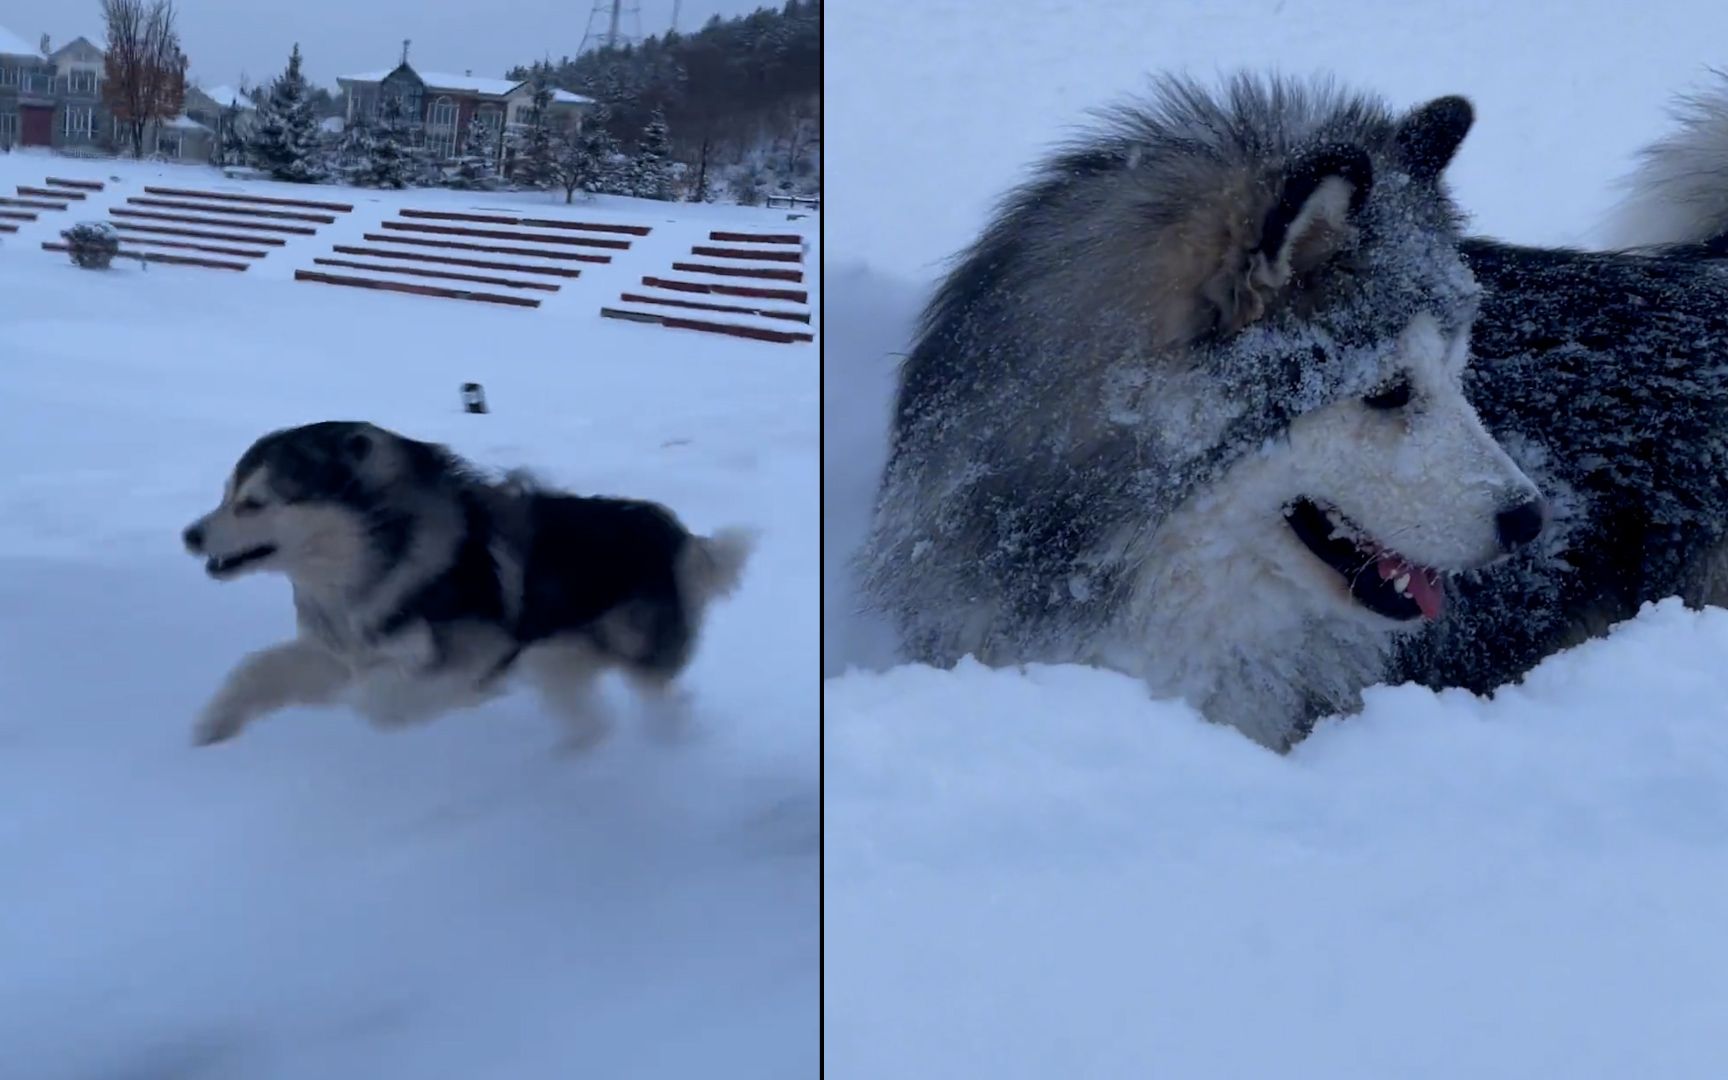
[183, 524, 204, 552]
[1496, 498, 1545, 551]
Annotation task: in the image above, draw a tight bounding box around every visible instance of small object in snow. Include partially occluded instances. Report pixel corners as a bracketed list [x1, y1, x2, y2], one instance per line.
[61, 221, 120, 269]
[461, 382, 488, 414]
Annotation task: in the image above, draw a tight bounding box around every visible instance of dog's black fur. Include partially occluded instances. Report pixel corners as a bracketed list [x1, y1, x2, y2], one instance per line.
[1395, 234, 1728, 694]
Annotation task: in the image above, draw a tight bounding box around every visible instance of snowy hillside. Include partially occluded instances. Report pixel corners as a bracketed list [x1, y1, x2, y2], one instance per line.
[825, 1, 1728, 1076]
[0, 155, 817, 1078]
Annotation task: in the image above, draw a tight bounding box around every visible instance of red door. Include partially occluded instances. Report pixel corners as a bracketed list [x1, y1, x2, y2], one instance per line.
[19, 105, 52, 146]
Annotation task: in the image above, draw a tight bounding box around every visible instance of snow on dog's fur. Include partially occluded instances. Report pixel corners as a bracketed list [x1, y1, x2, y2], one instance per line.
[856, 74, 1546, 751]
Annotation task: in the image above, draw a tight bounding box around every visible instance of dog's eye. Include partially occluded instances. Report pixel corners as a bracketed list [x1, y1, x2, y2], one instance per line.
[234, 496, 265, 515]
[1363, 378, 1412, 410]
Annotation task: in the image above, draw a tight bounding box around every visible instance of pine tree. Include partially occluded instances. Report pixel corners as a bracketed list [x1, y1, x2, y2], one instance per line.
[629, 109, 674, 200]
[247, 44, 324, 182]
[363, 95, 412, 189]
[448, 111, 499, 189]
[331, 118, 377, 184]
[510, 74, 558, 189]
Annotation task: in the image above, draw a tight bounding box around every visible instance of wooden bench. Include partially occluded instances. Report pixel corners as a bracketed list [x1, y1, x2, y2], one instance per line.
[144, 186, 354, 212]
[0, 196, 69, 210]
[117, 236, 269, 259]
[41, 241, 249, 271]
[0, 209, 37, 221]
[111, 221, 287, 246]
[45, 177, 104, 191]
[361, 233, 610, 264]
[380, 220, 629, 250]
[127, 197, 336, 224]
[671, 261, 803, 282]
[601, 307, 813, 344]
[20, 185, 83, 200]
[311, 257, 560, 292]
[643, 275, 807, 304]
[109, 208, 317, 234]
[690, 244, 802, 263]
[295, 269, 540, 308]
[332, 245, 582, 278]
[618, 291, 811, 324]
[710, 231, 802, 245]
[400, 208, 650, 236]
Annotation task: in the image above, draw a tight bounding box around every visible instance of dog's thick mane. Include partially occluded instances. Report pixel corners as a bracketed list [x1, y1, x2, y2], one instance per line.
[863, 73, 1480, 676]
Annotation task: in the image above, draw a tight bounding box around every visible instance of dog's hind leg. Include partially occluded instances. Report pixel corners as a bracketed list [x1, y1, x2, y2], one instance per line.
[194, 640, 350, 746]
[523, 640, 614, 754]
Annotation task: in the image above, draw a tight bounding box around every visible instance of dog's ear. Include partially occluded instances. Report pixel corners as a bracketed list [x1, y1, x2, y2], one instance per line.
[1395, 95, 1473, 182]
[1256, 143, 1373, 282]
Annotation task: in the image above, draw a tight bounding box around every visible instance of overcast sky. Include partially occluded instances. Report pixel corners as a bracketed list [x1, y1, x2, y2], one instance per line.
[6, 0, 776, 89]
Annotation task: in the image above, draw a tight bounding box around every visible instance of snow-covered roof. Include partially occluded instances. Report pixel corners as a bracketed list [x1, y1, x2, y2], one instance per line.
[338, 64, 594, 104]
[0, 23, 42, 58]
[201, 85, 255, 111]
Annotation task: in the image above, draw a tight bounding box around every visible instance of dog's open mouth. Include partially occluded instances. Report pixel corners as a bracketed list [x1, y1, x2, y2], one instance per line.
[205, 544, 278, 578]
[1283, 498, 1446, 622]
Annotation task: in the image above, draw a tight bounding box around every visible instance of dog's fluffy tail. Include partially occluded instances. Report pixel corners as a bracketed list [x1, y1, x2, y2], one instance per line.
[680, 526, 758, 604]
[1608, 69, 1728, 250]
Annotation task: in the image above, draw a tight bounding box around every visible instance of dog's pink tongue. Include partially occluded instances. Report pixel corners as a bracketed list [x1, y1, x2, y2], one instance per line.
[1376, 554, 1447, 620]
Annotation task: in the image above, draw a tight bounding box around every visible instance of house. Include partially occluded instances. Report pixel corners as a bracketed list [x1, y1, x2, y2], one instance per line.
[335, 62, 592, 166]
[0, 26, 211, 161]
[185, 83, 255, 158]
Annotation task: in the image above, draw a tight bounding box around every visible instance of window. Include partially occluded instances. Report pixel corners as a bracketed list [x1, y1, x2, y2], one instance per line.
[428, 95, 456, 128]
[62, 105, 95, 139]
[0, 66, 16, 87]
[68, 70, 97, 94]
[156, 131, 182, 158]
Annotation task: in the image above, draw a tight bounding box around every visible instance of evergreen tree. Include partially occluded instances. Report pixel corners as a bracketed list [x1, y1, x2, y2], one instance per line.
[363, 95, 412, 188]
[448, 111, 500, 189]
[628, 109, 675, 200]
[509, 72, 558, 189]
[214, 100, 246, 166]
[331, 117, 376, 184]
[247, 43, 324, 182]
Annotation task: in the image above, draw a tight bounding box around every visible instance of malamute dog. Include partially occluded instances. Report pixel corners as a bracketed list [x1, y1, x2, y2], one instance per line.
[856, 74, 1546, 751]
[1395, 72, 1728, 696]
[181, 421, 755, 747]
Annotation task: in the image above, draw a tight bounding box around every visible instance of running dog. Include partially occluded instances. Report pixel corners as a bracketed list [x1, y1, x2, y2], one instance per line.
[182, 421, 755, 747]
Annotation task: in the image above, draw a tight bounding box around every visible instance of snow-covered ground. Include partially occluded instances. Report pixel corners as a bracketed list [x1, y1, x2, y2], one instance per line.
[825, 2, 1728, 1076]
[0, 155, 817, 1078]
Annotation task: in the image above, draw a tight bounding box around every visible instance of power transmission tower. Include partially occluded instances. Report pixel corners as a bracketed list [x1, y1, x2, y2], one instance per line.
[578, 0, 644, 53]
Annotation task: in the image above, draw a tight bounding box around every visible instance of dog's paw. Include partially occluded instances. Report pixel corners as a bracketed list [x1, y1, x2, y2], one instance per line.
[192, 711, 245, 746]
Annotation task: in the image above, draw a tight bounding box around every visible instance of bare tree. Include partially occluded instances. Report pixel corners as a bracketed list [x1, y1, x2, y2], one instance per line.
[102, 0, 187, 159]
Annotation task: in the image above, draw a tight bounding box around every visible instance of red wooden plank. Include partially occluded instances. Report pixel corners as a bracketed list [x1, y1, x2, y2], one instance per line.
[41, 241, 249, 271]
[0, 196, 67, 210]
[641, 275, 807, 304]
[120, 236, 269, 258]
[600, 307, 812, 344]
[295, 269, 541, 308]
[399, 208, 650, 236]
[672, 261, 803, 282]
[312, 257, 560, 291]
[619, 291, 811, 323]
[710, 231, 801, 244]
[0, 210, 36, 221]
[110, 208, 317, 235]
[127, 197, 336, 223]
[111, 221, 287, 246]
[361, 233, 609, 263]
[46, 177, 104, 191]
[0, 223, 16, 233]
[380, 220, 629, 249]
[332, 245, 581, 278]
[144, 186, 353, 212]
[689, 244, 802, 263]
[20, 185, 83, 199]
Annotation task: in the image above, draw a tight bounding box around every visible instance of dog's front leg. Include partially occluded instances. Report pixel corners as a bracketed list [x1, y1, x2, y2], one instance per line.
[194, 640, 351, 746]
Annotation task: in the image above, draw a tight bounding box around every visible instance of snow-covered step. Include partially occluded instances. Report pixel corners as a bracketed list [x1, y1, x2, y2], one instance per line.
[40, 241, 249, 271]
[404, 207, 651, 237]
[143, 186, 354, 213]
[690, 243, 803, 263]
[670, 259, 804, 283]
[127, 196, 337, 224]
[111, 221, 288, 247]
[117, 235, 270, 259]
[45, 176, 104, 192]
[109, 208, 318, 235]
[641, 274, 807, 305]
[708, 230, 802, 245]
